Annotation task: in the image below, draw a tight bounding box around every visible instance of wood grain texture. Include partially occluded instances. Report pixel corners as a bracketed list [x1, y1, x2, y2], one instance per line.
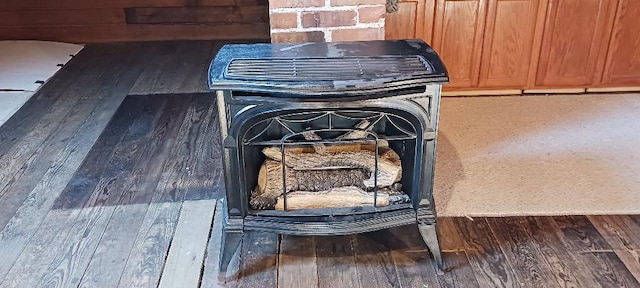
[453, 218, 518, 287]
[432, 0, 487, 89]
[599, 0, 640, 86]
[114, 95, 217, 288]
[80, 96, 189, 287]
[277, 235, 318, 288]
[125, 6, 268, 24]
[486, 217, 560, 287]
[158, 199, 217, 288]
[0, 96, 146, 288]
[0, 9, 125, 27]
[588, 215, 640, 283]
[0, 47, 116, 211]
[129, 41, 221, 95]
[315, 235, 361, 288]
[535, 0, 617, 87]
[0, 1, 269, 42]
[522, 217, 596, 287]
[385, 1, 418, 40]
[387, 225, 441, 288]
[199, 201, 225, 288]
[552, 216, 640, 287]
[0, 23, 269, 43]
[32, 96, 169, 288]
[353, 231, 401, 288]
[0, 44, 150, 283]
[436, 218, 481, 288]
[237, 232, 279, 287]
[479, 0, 539, 88]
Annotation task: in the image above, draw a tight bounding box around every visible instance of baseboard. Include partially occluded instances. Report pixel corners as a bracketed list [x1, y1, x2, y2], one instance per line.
[587, 87, 640, 93]
[523, 88, 586, 94]
[442, 89, 522, 97]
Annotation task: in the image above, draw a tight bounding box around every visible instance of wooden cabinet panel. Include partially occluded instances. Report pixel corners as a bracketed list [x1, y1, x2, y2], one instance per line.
[432, 0, 487, 88]
[600, 0, 640, 86]
[478, 0, 539, 88]
[535, 0, 617, 87]
[386, 2, 419, 40]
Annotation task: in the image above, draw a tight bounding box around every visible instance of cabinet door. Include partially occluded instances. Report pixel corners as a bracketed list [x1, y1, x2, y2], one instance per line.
[386, 0, 423, 40]
[432, 0, 488, 88]
[478, 0, 539, 88]
[535, 0, 617, 87]
[600, 0, 640, 86]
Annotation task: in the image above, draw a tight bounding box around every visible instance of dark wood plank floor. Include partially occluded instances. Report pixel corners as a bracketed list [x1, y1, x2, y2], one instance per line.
[1, 41, 640, 288]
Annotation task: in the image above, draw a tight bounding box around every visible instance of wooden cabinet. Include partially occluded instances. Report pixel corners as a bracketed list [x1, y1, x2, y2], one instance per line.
[431, 0, 487, 88]
[385, 0, 433, 40]
[479, 0, 540, 88]
[429, 0, 540, 89]
[598, 0, 640, 86]
[385, 0, 640, 91]
[534, 0, 617, 87]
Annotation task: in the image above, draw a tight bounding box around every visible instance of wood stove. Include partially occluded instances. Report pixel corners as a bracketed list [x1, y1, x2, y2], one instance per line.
[208, 39, 449, 276]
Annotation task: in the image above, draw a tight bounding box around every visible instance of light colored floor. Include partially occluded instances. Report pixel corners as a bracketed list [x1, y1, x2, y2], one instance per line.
[0, 41, 83, 127]
[435, 93, 640, 216]
[0, 92, 31, 126]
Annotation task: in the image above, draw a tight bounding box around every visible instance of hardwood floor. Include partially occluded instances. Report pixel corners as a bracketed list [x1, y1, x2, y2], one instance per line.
[0, 41, 639, 288]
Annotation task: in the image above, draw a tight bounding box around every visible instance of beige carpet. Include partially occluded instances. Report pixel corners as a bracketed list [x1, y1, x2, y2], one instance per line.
[434, 93, 640, 216]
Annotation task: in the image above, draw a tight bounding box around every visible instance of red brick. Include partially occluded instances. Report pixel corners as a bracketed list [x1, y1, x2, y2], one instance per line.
[301, 10, 356, 28]
[331, 27, 383, 41]
[270, 12, 298, 29]
[269, 0, 324, 8]
[358, 6, 385, 23]
[331, 0, 385, 6]
[271, 31, 326, 43]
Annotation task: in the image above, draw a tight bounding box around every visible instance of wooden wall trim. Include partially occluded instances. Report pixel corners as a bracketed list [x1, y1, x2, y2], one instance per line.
[0, 0, 270, 43]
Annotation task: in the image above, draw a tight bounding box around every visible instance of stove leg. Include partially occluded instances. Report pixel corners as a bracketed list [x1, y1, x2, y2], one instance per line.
[219, 230, 243, 282]
[418, 223, 443, 271]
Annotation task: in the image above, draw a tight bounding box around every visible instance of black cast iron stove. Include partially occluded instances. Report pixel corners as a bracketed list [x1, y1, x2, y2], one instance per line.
[208, 39, 449, 276]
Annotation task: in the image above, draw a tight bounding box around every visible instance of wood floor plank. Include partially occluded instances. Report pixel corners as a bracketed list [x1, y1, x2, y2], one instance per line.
[387, 225, 441, 288]
[277, 235, 318, 288]
[0, 96, 151, 288]
[177, 41, 220, 94]
[184, 94, 223, 201]
[522, 217, 594, 288]
[237, 231, 279, 287]
[0, 44, 151, 282]
[553, 216, 640, 287]
[487, 217, 560, 288]
[128, 42, 181, 95]
[117, 202, 182, 288]
[436, 218, 481, 288]
[116, 95, 217, 288]
[151, 42, 211, 94]
[0, 88, 123, 228]
[0, 47, 118, 207]
[36, 206, 117, 288]
[316, 235, 360, 288]
[0, 45, 108, 155]
[77, 96, 197, 288]
[353, 231, 401, 288]
[588, 215, 640, 284]
[453, 217, 519, 288]
[200, 201, 225, 288]
[36, 95, 185, 288]
[158, 199, 217, 288]
[5, 96, 166, 287]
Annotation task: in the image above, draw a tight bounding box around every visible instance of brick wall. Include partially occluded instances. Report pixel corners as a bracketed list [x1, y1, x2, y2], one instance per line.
[269, 0, 386, 43]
